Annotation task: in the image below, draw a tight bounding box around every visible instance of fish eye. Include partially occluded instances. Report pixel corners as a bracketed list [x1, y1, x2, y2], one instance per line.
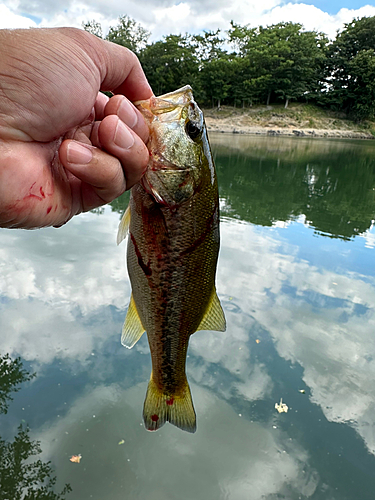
[185, 120, 201, 141]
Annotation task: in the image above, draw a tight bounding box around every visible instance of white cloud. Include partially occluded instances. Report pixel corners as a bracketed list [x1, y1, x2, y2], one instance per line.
[2, 176, 375, 466]
[216, 219, 375, 456]
[1, 0, 375, 41]
[0, 3, 37, 28]
[34, 382, 319, 499]
[0, 208, 130, 365]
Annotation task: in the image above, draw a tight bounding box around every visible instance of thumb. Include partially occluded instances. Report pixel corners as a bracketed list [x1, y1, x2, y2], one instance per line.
[59, 138, 143, 213]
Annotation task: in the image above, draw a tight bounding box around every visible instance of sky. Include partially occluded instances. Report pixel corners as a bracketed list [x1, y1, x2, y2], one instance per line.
[1, 0, 375, 41]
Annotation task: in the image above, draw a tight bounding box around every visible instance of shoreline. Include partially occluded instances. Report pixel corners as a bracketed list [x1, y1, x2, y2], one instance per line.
[205, 120, 375, 140]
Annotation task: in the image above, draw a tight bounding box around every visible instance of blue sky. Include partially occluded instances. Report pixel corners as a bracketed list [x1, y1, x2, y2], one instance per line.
[301, 0, 372, 13]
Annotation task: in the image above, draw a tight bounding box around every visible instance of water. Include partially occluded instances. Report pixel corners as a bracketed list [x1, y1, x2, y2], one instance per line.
[1, 134, 375, 500]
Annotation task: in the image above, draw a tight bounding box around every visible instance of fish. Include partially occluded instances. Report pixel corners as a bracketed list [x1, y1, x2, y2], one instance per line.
[117, 85, 226, 433]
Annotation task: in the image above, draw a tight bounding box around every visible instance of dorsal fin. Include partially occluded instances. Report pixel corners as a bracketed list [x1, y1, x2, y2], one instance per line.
[121, 294, 145, 348]
[117, 205, 131, 245]
[196, 288, 226, 333]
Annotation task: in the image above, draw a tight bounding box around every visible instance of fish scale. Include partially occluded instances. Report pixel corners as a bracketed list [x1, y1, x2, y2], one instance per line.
[117, 86, 226, 432]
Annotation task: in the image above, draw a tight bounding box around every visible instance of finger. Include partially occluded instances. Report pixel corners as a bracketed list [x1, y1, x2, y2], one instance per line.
[97, 115, 149, 189]
[94, 92, 110, 121]
[60, 128, 148, 207]
[59, 140, 126, 212]
[103, 94, 149, 143]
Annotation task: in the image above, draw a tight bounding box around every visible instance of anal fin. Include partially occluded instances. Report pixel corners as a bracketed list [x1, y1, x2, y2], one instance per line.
[196, 287, 226, 333]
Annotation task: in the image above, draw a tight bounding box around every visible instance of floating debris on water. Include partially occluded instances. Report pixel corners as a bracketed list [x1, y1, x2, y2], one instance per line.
[69, 454, 82, 463]
[275, 398, 288, 413]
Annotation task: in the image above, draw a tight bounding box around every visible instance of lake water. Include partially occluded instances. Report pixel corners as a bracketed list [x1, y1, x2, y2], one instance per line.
[1, 134, 375, 500]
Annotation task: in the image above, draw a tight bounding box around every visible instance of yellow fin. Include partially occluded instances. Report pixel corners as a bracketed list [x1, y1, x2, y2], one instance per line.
[196, 288, 226, 332]
[117, 205, 131, 245]
[143, 375, 196, 433]
[121, 294, 145, 349]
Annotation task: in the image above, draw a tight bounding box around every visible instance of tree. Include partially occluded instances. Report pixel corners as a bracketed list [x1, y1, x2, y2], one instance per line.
[347, 49, 375, 120]
[106, 15, 150, 56]
[228, 21, 327, 107]
[82, 20, 103, 38]
[0, 354, 34, 415]
[200, 57, 233, 108]
[140, 34, 199, 96]
[325, 16, 375, 119]
[0, 355, 71, 500]
[193, 29, 226, 62]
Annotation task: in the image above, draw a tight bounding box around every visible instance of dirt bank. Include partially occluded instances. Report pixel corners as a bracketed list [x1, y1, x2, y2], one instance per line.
[203, 103, 375, 140]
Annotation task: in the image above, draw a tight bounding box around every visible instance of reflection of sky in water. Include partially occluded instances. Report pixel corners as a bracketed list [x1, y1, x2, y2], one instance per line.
[1, 186, 375, 497]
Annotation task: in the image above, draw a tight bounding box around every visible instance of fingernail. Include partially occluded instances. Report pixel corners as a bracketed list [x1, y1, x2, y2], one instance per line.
[114, 121, 135, 149]
[67, 142, 93, 164]
[118, 99, 138, 129]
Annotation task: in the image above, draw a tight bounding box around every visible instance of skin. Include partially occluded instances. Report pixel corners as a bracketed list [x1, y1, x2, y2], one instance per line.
[0, 27, 153, 229]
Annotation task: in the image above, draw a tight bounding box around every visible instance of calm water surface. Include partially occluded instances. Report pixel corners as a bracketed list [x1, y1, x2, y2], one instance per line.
[1, 134, 375, 499]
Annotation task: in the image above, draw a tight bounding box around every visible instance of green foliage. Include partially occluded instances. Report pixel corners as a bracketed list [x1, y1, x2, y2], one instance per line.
[106, 15, 150, 56]
[0, 424, 72, 500]
[82, 20, 102, 38]
[0, 354, 35, 415]
[228, 22, 328, 107]
[215, 140, 375, 239]
[0, 354, 71, 499]
[324, 16, 375, 120]
[81, 14, 375, 120]
[140, 34, 200, 96]
[192, 30, 226, 62]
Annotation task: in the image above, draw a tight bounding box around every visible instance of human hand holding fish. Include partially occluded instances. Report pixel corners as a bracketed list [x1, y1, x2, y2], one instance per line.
[0, 27, 152, 229]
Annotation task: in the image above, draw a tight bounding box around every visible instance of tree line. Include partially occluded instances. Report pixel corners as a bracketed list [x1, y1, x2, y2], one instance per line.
[83, 15, 375, 121]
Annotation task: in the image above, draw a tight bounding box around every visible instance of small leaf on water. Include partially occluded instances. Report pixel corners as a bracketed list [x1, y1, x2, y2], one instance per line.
[70, 454, 82, 463]
[275, 398, 288, 413]
[118, 439, 125, 445]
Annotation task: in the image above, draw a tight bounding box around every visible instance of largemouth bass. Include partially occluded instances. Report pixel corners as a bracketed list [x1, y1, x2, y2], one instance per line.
[117, 85, 226, 433]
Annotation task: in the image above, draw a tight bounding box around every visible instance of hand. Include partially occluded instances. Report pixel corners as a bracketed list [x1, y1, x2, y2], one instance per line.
[0, 27, 152, 229]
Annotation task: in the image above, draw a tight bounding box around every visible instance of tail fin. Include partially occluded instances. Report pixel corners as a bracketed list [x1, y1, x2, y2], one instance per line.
[143, 375, 196, 433]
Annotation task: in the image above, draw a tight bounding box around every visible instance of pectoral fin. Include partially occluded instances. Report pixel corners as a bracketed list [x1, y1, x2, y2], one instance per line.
[117, 205, 131, 245]
[121, 294, 145, 348]
[196, 288, 226, 333]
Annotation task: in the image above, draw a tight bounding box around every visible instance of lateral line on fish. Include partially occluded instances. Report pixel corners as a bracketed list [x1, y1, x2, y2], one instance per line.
[180, 208, 217, 257]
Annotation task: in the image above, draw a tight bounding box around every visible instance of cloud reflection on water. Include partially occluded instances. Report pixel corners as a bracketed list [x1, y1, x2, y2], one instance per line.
[217, 218, 375, 456]
[1, 193, 375, 496]
[35, 383, 318, 500]
[0, 210, 130, 365]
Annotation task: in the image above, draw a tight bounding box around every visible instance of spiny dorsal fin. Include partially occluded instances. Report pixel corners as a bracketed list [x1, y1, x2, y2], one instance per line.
[143, 374, 196, 433]
[117, 205, 131, 245]
[121, 294, 145, 349]
[196, 288, 226, 333]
